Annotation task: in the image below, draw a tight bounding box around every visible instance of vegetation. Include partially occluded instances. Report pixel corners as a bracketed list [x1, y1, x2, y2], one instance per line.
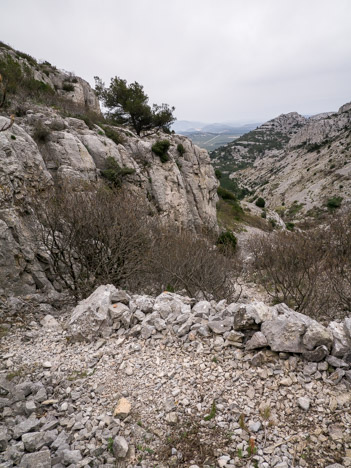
[94, 75, 175, 135]
[216, 230, 237, 252]
[217, 186, 236, 201]
[177, 143, 186, 155]
[32, 121, 51, 142]
[101, 125, 126, 145]
[255, 197, 265, 208]
[327, 196, 342, 210]
[152, 139, 171, 163]
[100, 156, 135, 187]
[62, 82, 75, 92]
[33, 184, 242, 301]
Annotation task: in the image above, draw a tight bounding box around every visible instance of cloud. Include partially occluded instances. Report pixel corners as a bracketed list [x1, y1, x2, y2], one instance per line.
[1, 0, 351, 122]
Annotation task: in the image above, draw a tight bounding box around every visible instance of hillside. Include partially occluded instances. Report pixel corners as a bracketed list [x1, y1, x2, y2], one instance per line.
[0, 43, 218, 297]
[211, 105, 351, 220]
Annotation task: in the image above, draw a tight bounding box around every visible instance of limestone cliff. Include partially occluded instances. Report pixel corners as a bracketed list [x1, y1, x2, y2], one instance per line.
[0, 45, 218, 296]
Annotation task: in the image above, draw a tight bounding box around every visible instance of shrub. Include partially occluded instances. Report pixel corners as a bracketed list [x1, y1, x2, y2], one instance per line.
[10, 135, 16, 140]
[177, 143, 185, 155]
[102, 125, 126, 145]
[255, 197, 265, 208]
[215, 169, 222, 180]
[33, 122, 51, 142]
[101, 156, 135, 187]
[152, 139, 170, 163]
[62, 82, 75, 92]
[217, 186, 236, 201]
[216, 230, 237, 253]
[327, 196, 342, 209]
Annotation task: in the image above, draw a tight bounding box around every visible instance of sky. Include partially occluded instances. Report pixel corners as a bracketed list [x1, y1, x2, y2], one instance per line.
[1, 0, 351, 123]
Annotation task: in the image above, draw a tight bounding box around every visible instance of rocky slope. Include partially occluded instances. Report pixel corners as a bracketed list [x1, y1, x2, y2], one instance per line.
[0, 45, 218, 297]
[211, 103, 351, 219]
[0, 286, 350, 467]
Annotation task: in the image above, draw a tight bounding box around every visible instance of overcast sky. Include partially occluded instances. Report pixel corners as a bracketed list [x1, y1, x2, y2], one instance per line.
[1, 0, 351, 123]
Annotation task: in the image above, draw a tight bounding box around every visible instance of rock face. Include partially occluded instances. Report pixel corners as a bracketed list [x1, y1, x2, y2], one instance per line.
[0, 69, 218, 297]
[211, 103, 351, 217]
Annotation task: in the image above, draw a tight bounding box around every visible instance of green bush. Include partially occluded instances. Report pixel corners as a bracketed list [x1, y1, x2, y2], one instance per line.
[255, 197, 265, 208]
[177, 143, 185, 155]
[215, 169, 222, 180]
[286, 222, 295, 231]
[101, 156, 135, 187]
[33, 122, 51, 143]
[217, 186, 236, 201]
[216, 230, 237, 252]
[102, 125, 126, 145]
[152, 140, 171, 163]
[327, 197, 342, 209]
[62, 82, 75, 92]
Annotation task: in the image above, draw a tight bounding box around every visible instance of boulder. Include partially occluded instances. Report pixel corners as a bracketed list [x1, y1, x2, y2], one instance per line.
[192, 301, 212, 317]
[231, 302, 277, 331]
[328, 321, 351, 357]
[153, 292, 191, 320]
[20, 449, 51, 468]
[66, 284, 117, 342]
[245, 331, 268, 351]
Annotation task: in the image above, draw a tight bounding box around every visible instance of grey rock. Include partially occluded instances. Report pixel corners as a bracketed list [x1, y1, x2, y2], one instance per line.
[108, 303, 129, 322]
[249, 421, 261, 432]
[192, 301, 212, 317]
[66, 284, 117, 342]
[40, 315, 61, 330]
[62, 449, 82, 465]
[328, 321, 351, 357]
[13, 418, 41, 439]
[297, 397, 310, 411]
[22, 432, 47, 452]
[140, 324, 154, 340]
[0, 428, 9, 451]
[328, 368, 345, 385]
[261, 316, 306, 353]
[303, 362, 317, 375]
[302, 345, 329, 362]
[326, 355, 349, 369]
[20, 448, 51, 468]
[153, 292, 191, 320]
[129, 295, 155, 313]
[25, 401, 37, 416]
[232, 302, 276, 330]
[208, 320, 232, 334]
[112, 436, 129, 458]
[245, 331, 268, 351]
[110, 289, 131, 305]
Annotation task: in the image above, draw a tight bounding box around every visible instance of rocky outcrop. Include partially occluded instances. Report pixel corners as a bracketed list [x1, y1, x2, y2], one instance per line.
[0, 107, 218, 296]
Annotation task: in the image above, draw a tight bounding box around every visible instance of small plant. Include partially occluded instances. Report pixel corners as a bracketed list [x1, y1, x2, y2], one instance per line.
[177, 143, 185, 155]
[255, 197, 265, 208]
[101, 156, 135, 187]
[327, 196, 342, 209]
[152, 139, 171, 163]
[217, 186, 236, 200]
[107, 437, 113, 453]
[216, 230, 237, 252]
[10, 134, 16, 140]
[286, 222, 295, 231]
[212, 356, 218, 364]
[215, 169, 222, 180]
[62, 82, 75, 92]
[33, 122, 50, 143]
[204, 400, 216, 421]
[102, 125, 126, 145]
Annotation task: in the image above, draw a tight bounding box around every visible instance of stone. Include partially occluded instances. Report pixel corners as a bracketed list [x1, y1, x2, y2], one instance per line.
[13, 418, 41, 439]
[261, 317, 306, 353]
[208, 320, 232, 334]
[66, 284, 117, 342]
[302, 322, 333, 350]
[245, 331, 268, 351]
[0, 428, 9, 452]
[25, 401, 37, 416]
[302, 345, 329, 362]
[129, 295, 155, 313]
[326, 355, 349, 368]
[42, 361, 52, 369]
[22, 432, 47, 452]
[328, 369, 345, 385]
[112, 436, 129, 458]
[165, 412, 178, 425]
[297, 397, 310, 411]
[140, 324, 154, 340]
[250, 351, 266, 367]
[303, 362, 317, 375]
[111, 289, 131, 305]
[192, 301, 212, 317]
[40, 314, 61, 330]
[113, 397, 131, 419]
[280, 377, 293, 386]
[153, 292, 191, 320]
[249, 421, 261, 432]
[108, 303, 130, 322]
[232, 302, 276, 331]
[62, 449, 83, 465]
[20, 448, 51, 468]
[328, 321, 351, 357]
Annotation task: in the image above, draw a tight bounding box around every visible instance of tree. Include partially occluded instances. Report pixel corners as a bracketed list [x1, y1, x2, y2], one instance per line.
[94, 76, 175, 136]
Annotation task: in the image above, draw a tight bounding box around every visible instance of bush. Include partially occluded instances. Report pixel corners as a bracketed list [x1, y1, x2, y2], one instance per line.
[215, 169, 222, 180]
[100, 156, 135, 187]
[33, 122, 51, 142]
[216, 230, 237, 253]
[327, 196, 342, 209]
[217, 186, 236, 201]
[255, 197, 265, 208]
[152, 140, 171, 163]
[62, 82, 75, 92]
[177, 143, 185, 156]
[102, 125, 126, 145]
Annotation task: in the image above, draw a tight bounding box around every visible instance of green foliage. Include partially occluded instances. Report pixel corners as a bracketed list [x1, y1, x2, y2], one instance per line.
[102, 125, 126, 145]
[33, 122, 51, 142]
[217, 186, 236, 200]
[216, 230, 237, 252]
[255, 197, 265, 208]
[177, 143, 186, 155]
[215, 169, 222, 180]
[286, 222, 295, 231]
[94, 75, 175, 135]
[327, 196, 342, 209]
[152, 139, 171, 163]
[62, 82, 75, 92]
[10, 135, 16, 140]
[101, 156, 135, 187]
[107, 437, 113, 453]
[204, 401, 216, 421]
